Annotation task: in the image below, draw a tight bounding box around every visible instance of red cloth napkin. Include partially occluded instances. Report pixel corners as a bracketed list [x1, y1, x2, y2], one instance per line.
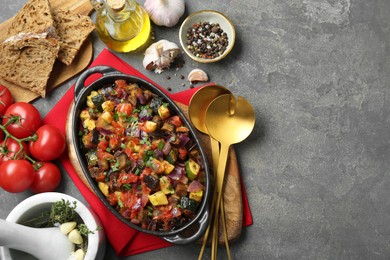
[43, 48, 252, 256]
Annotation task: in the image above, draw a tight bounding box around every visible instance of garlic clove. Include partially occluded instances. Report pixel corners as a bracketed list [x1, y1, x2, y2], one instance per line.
[60, 222, 77, 235]
[144, 0, 185, 27]
[188, 69, 209, 83]
[68, 229, 83, 245]
[143, 40, 181, 73]
[73, 249, 85, 260]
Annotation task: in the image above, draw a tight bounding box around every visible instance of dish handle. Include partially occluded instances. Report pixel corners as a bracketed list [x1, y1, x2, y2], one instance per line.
[162, 207, 209, 245]
[74, 66, 121, 101]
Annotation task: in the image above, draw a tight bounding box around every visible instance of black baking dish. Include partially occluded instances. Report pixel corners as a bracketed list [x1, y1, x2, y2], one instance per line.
[71, 66, 210, 244]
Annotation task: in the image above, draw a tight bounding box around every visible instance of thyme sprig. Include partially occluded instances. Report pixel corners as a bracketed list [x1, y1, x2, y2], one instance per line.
[49, 199, 77, 226]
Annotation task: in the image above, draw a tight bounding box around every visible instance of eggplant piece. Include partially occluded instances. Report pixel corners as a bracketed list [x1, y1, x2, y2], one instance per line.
[116, 153, 129, 172]
[144, 174, 160, 191]
[127, 95, 137, 107]
[91, 129, 99, 145]
[98, 158, 109, 171]
[82, 132, 97, 149]
[143, 90, 154, 102]
[175, 182, 188, 197]
[149, 97, 163, 113]
[161, 122, 176, 133]
[151, 115, 163, 128]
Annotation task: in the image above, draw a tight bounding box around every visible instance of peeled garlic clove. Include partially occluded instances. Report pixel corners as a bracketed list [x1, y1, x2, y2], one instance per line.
[73, 249, 85, 260]
[188, 69, 209, 83]
[68, 229, 83, 245]
[60, 222, 77, 235]
[143, 40, 181, 73]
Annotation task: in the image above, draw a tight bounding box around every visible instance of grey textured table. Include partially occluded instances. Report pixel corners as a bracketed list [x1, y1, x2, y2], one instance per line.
[1, 0, 390, 259]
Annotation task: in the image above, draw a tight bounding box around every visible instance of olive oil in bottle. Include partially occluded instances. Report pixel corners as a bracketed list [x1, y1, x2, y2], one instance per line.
[94, 0, 151, 52]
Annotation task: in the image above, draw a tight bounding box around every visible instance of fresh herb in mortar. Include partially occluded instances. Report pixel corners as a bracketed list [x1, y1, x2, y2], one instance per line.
[186, 22, 229, 59]
[49, 199, 77, 225]
[20, 199, 100, 256]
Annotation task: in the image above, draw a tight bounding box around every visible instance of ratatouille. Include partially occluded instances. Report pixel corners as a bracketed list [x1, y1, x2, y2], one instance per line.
[79, 79, 206, 232]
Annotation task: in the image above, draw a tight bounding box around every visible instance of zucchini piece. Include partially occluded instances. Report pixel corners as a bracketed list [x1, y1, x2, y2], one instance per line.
[160, 176, 174, 194]
[98, 182, 109, 196]
[180, 197, 200, 212]
[165, 148, 178, 165]
[189, 190, 203, 202]
[158, 105, 170, 120]
[162, 160, 175, 174]
[91, 94, 105, 112]
[185, 158, 200, 180]
[86, 150, 99, 166]
[149, 191, 169, 206]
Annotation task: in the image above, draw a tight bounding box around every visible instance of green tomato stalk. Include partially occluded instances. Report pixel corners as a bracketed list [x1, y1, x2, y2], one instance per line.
[0, 115, 39, 165]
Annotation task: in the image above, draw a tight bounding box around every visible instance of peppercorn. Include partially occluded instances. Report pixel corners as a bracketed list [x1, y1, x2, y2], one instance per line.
[186, 22, 229, 59]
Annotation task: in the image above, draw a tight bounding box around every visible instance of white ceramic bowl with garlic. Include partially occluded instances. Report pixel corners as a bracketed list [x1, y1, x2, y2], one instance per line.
[179, 10, 236, 63]
[0, 192, 105, 260]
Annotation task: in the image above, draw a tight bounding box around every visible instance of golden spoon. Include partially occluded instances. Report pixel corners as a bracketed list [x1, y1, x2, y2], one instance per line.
[188, 85, 232, 260]
[205, 94, 255, 259]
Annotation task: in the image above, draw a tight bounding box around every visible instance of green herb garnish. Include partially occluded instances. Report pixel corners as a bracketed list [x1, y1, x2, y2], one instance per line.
[49, 199, 77, 225]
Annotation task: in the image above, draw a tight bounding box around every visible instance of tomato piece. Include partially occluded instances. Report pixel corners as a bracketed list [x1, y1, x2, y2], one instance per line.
[118, 172, 139, 185]
[0, 138, 29, 164]
[167, 116, 182, 127]
[0, 160, 35, 193]
[3, 102, 41, 139]
[109, 134, 121, 150]
[115, 79, 127, 88]
[0, 85, 13, 115]
[29, 125, 66, 161]
[30, 162, 61, 193]
[107, 192, 119, 206]
[117, 103, 133, 116]
[97, 138, 109, 150]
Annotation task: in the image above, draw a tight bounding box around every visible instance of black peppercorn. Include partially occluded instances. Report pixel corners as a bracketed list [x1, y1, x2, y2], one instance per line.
[186, 22, 229, 59]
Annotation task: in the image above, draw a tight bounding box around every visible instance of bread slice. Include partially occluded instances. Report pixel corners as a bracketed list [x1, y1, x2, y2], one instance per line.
[0, 30, 60, 97]
[53, 10, 94, 65]
[6, 0, 56, 37]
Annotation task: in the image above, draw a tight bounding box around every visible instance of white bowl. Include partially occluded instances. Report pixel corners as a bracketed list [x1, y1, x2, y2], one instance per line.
[179, 10, 236, 63]
[0, 192, 106, 260]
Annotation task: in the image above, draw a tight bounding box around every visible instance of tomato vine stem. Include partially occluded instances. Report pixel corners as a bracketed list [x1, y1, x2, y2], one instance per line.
[0, 116, 38, 164]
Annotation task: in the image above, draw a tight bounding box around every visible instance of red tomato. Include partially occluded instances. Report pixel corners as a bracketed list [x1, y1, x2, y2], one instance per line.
[2, 102, 41, 139]
[0, 138, 29, 164]
[29, 125, 66, 161]
[30, 162, 61, 193]
[0, 160, 35, 193]
[0, 85, 13, 115]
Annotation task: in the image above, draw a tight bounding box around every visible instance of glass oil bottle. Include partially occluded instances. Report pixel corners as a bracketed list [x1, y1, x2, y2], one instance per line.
[93, 0, 151, 52]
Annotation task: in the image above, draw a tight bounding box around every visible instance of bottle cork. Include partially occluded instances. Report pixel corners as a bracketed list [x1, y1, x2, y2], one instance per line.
[106, 0, 125, 11]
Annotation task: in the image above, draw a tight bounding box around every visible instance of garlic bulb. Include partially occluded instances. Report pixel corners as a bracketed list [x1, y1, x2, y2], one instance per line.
[144, 0, 185, 27]
[143, 40, 181, 73]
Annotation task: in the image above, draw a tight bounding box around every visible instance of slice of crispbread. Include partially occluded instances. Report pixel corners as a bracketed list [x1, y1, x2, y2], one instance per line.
[6, 0, 56, 37]
[53, 10, 94, 65]
[0, 31, 60, 98]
